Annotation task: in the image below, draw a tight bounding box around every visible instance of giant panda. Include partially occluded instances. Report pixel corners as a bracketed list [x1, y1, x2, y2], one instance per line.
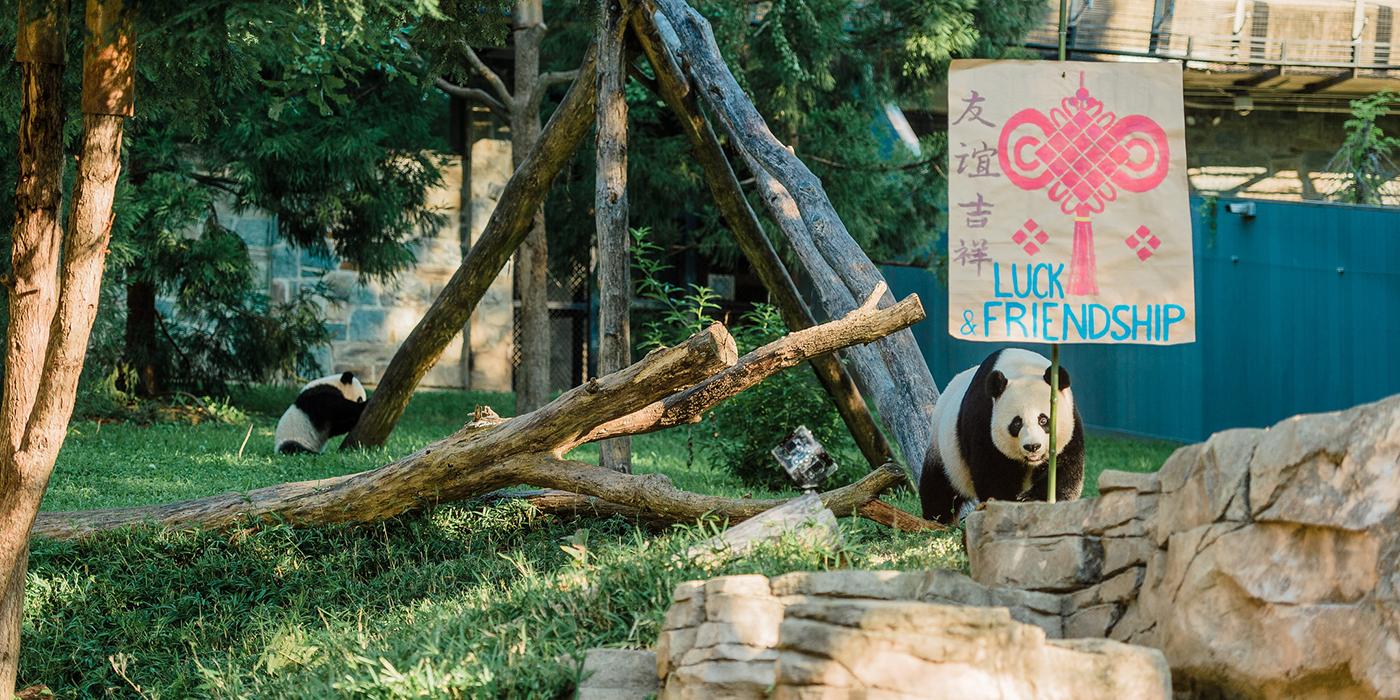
[274, 372, 368, 454]
[919, 348, 1085, 524]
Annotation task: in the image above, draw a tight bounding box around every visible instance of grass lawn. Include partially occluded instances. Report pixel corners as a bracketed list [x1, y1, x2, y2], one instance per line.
[25, 386, 1180, 698]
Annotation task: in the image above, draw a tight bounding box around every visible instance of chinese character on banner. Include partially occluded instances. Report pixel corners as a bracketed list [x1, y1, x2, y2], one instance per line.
[946, 60, 1194, 345]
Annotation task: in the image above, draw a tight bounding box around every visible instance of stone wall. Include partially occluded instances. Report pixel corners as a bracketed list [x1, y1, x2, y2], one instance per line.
[1186, 107, 1400, 205]
[219, 140, 515, 390]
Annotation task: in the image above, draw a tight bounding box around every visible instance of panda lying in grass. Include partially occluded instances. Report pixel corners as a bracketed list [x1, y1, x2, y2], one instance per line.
[919, 348, 1085, 524]
[274, 372, 368, 454]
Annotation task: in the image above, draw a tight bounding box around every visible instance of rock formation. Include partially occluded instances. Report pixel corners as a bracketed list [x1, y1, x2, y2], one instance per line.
[965, 394, 1400, 699]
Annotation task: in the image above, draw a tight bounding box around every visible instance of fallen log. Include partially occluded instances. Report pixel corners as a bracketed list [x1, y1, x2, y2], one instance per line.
[33, 290, 924, 540]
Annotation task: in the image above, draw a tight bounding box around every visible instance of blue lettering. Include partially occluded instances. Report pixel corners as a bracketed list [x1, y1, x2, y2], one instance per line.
[1005, 302, 1029, 336]
[1131, 305, 1152, 341]
[1042, 302, 1059, 341]
[982, 301, 1001, 337]
[1111, 305, 1132, 341]
[1089, 304, 1110, 339]
[1063, 304, 1087, 340]
[1012, 265, 1032, 299]
[1162, 304, 1186, 342]
[992, 264, 1012, 298]
[1047, 264, 1065, 299]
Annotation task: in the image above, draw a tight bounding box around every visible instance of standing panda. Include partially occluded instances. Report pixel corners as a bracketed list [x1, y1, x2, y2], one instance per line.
[274, 372, 368, 454]
[919, 348, 1085, 524]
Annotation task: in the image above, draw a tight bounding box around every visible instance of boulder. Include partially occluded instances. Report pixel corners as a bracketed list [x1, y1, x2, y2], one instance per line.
[964, 393, 1400, 699]
[577, 649, 659, 699]
[770, 599, 1170, 699]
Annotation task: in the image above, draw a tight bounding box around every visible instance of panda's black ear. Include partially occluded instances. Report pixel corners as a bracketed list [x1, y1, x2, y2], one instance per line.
[340, 371, 355, 384]
[986, 370, 1008, 399]
[1043, 366, 1071, 390]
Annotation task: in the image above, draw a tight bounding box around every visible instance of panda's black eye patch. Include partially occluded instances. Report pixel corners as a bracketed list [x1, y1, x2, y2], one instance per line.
[1008, 416, 1023, 436]
[1038, 414, 1049, 428]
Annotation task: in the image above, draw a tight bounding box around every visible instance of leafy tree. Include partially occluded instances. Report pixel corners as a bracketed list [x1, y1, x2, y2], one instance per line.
[1326, 91, 1400, 206]
[1, 0, 512, 394]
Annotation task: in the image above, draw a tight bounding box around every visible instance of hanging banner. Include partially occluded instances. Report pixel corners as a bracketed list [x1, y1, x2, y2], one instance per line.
[946, 60, 1195, 344]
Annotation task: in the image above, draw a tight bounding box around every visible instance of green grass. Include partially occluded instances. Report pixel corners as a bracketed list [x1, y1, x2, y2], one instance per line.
[24, 387, 1179, 698]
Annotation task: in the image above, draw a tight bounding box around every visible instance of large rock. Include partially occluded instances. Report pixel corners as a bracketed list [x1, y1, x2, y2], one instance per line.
[577, 649, 659, 699]
[771, 599, 1170, 700]
[964, 393, 1400, 699]
[654, 570, 1169, 698]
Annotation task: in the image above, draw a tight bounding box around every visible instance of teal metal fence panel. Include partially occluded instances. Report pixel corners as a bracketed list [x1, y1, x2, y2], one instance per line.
[883, 197, 1400, 443]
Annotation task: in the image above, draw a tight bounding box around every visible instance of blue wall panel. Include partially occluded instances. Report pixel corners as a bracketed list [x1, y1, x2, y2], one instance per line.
[884, 198, 1400, 442]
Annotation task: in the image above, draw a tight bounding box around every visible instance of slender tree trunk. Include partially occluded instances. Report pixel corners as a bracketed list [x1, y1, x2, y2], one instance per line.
[342, 46, 601, 450]
[512, 0, 552, 415]
[595, 0, 631, 472]
[0, 1, 130, 692]
[123, 281, 160, 396]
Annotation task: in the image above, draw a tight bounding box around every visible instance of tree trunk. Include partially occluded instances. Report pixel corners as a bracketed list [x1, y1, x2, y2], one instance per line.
[629, 12, 893, 470]
[649, 0, 941, 482]
[0, 3, 67, 692]
[595, 0, 632, 472]
[36, 292, 925, 540]
[512, 0, 553, 415]
[123, 281, 160, 396]
[1, 0, 130, 692]
[342, 44, 601, 450]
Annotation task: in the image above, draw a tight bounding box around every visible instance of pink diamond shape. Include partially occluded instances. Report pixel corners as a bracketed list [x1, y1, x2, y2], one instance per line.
[1137, 247, 1154, 261]
[1025, 243, 1040, 255]
[1034, 230, 1049, 245]
[1024, 218, 1038, 230]
[1125, 235, 1138, 248]
[1147, 235, 1161, 249]
[1136, 225, 1151, 239]
[1110, 146, 1129, 163]
[1012, 230, 1028, 245]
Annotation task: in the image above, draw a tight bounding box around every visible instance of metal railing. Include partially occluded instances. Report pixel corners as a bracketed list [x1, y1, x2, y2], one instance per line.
[1025, 0, 1399, 71]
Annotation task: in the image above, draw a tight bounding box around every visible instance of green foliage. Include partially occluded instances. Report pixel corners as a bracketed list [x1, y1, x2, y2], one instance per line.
[632, 228, 860, 489]
[27, 386, 1176, 697]
[543, 0, 1044, 272]
[0, 0, 511, 396]
[1326, 91, 1400, 205]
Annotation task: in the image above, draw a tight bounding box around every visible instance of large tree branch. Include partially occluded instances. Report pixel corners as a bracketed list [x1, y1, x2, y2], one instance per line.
[574, 285, 922, 448]
[34, 296, 924, 541]
[629, 9, 893, 469]
[456, 40, 514, 107]
[539, 69, 579, 88]
[649, 0, 940, 481]
[435, 77, 510, 118]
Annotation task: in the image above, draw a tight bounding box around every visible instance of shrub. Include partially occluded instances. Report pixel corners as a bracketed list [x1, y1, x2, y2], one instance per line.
[631, 228, 862, 490]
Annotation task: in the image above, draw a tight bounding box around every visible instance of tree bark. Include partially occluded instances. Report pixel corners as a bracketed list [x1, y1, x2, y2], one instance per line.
[1, 3, 67, 692]
[649, 0, 940, 482]
[512, 0, 553, 415]
[35, 295, 924, 541]
[123, 281, 160, 396]
[595, 0, 632, 472]
[342, 44, 601, 450]
[629, 12, 893, 470]
[1, 0, 129, 692]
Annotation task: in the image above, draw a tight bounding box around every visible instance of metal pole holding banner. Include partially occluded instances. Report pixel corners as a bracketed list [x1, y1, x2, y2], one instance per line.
[1047, 0, 1069, 503]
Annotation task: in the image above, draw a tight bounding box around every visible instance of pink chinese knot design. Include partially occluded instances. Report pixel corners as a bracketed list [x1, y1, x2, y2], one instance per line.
[1011, 218, 1048, 256]
[997, 73, 1170, 295]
